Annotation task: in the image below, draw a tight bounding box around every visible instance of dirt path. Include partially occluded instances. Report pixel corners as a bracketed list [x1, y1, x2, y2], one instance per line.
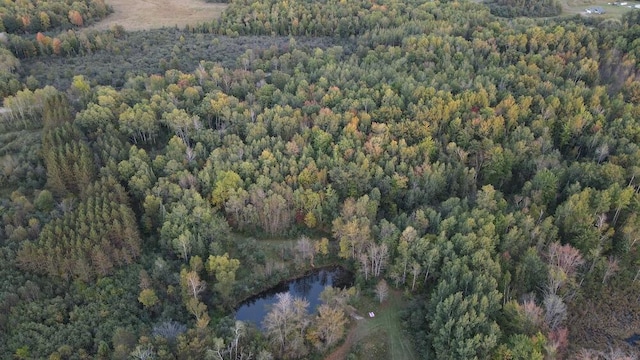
[324, 320, 362, 360]
[89, 0, 228, 31]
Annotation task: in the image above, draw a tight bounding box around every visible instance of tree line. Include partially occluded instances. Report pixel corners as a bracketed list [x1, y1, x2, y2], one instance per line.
[0, 0, 111, 34]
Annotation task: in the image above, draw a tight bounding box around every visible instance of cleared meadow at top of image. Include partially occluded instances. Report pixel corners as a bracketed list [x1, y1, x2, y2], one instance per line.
[90, 0, 228, 31]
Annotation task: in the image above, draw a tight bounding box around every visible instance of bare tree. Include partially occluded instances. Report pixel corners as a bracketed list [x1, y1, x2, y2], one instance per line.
[263, 293, 310, 359]
[546, 266, 567, 296]
[358, 252, 370, 281]
[375, 279, 389, 304]
[369, 243, 389, 278]
[295, 236, 316, 267]
[174, 231, 192, 263]
[546, 242, 585, 297]
[544, 293, 567, 331]
[596, 143, 610, 164]
[208, 321, 253, 360]
[596, 213, 608, 230]
[152, 321, 186, 341]
[547, 242, 584, 278]
[423, 247, 440, 283]
[130, 345, 155, 360]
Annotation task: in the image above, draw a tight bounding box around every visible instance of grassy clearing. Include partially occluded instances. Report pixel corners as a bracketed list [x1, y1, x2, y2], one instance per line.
[483, 0, 638, 19]
[561, 0, 640, 18]
[326, 291, 417, 360]
[90, 0, 228, 31]
[253, 237, 298, 263]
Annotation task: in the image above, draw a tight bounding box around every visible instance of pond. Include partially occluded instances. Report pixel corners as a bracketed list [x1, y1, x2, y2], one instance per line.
[235, 266, 353, 329]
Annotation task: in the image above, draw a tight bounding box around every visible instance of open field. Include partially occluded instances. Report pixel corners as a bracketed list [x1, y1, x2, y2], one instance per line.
[89, 0, 228, 31]
[562, 0, 640, 18]
[326, 291, 417, 360]
[484, 0, 639, 18]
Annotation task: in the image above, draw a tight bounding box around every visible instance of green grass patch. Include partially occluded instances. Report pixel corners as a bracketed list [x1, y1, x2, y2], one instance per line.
[351, 329, 389, 359]
[346, 291, 417, 360]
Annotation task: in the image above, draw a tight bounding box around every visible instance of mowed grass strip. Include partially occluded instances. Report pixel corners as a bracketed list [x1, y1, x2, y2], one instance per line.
[90, 0, 228, 31]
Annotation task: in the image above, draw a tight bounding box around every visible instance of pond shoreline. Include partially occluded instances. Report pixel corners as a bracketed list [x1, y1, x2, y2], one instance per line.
[234, 265, 354, 328]
[232, 262, 350, 309]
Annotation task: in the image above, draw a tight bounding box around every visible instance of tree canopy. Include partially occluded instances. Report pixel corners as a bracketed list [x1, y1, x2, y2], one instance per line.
[2, 0, 640, 358]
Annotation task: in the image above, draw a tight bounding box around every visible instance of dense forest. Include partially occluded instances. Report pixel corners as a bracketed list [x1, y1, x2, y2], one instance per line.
[2, 0, 640, 358]
[0, 0, 111, 34]
[488, 0, 562, 18]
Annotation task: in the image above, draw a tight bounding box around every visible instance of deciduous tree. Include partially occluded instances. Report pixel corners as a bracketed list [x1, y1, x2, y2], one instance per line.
[207, 253, 240, 302]
[307, 304, 347, 351]
[375, 279, 389, 303]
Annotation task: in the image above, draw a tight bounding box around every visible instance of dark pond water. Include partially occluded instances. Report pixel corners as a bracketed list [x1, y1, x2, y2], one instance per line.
[235, 267, 353, 328]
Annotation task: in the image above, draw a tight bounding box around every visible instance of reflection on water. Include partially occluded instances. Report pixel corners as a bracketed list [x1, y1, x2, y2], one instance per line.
[235, 267, 353, 328]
